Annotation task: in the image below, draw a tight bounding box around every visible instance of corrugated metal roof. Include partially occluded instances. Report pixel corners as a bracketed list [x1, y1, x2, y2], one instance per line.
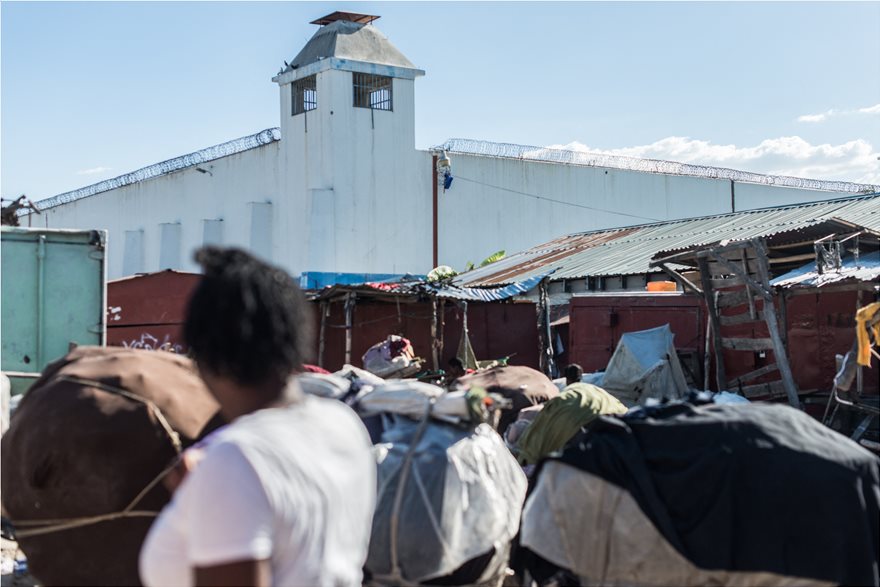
[456, 194, 880, 287]
[30, 128, 281, 213]
[437, 138, 880, 194]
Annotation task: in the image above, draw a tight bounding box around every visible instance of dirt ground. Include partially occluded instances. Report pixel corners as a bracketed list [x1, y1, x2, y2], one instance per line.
[0, 538, 35, 587]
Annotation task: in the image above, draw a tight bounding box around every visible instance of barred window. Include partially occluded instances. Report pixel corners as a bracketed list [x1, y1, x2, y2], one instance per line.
[292, 75, 317, 116]
[353, 73, 392, 111]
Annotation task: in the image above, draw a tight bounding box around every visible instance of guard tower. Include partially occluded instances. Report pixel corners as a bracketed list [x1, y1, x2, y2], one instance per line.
[272, 12, 428, 278]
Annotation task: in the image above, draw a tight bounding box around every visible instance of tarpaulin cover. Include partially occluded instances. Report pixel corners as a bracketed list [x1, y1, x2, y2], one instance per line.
[357, 381, 475, 425]
[1, 347, 222, 586]
[521, 461, 833, 587]
[366, 418, 527, 584]
[602, 324, 689, 405]
[524, 402, 880, 586]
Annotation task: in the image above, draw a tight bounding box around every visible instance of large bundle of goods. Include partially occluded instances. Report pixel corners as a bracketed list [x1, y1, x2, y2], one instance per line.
[362, 335, 422, 378]
[456, 366, 559, 433]
[1, 347, 222, 586]
[358, 381, 527, 586]
[513, 382, 627, 465]
[520, 401, 880, 587]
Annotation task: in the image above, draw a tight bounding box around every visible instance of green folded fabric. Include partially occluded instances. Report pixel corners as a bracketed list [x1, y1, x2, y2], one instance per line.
[517, 382, 627, 465]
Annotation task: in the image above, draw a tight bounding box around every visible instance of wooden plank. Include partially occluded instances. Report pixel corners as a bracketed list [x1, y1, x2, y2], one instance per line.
[707, 250, 772, 299]
[657, 263, 702, 294]
[768, 253, 815, 265]
[752, 238, 800, 409]
[696, 241, 753, 259]
[719, 311, 765, 326]
[741, 380, 787, 398]
[710, 276, 745, 289]
[717, 289, 751, 308]
[722, 337, 775, 351]
[706, 259, 760, 274]
[697, 257, 726, 391]
[727, 363, 779, 388]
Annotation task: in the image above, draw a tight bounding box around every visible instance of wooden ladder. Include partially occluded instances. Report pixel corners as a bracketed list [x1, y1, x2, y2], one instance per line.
[696, 238, 800, 408]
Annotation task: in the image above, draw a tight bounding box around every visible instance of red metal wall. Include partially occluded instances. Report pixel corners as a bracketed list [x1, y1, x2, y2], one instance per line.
[568, 294, 706, 380]
[567, 290, 879, 395]
[106, 271, 201, 352]
[312, 300, 539, 372]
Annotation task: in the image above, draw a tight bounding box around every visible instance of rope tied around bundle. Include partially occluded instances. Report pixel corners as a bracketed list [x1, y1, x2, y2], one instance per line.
[9, 376, 183, 539]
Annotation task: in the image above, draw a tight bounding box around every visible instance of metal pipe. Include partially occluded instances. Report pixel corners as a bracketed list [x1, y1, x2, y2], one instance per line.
[432, 155, 439, 269]
[36, 235, 46, 369]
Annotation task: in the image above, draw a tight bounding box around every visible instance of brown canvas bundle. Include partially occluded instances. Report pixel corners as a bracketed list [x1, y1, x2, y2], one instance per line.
[1, 346, 223, 586]
[456, 366, 559, 434]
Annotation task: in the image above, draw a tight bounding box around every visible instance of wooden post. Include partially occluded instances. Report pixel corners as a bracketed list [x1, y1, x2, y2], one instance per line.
[703, 299, 713, 390]
[741, 249, 757, 320]
[752, 239, 800, 409]
[344, 293, 355, 366]
[318, 300, 328, 368]
[430, 298, 439, 371]
[438, 300, 446, 366]
[697, 256, 727, 391]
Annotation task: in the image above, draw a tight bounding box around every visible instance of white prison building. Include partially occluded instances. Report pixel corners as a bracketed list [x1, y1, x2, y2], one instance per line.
[27, 11, 879, 286]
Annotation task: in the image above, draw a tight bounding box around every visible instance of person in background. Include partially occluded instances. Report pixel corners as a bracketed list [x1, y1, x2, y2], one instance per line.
[139, 247, 376, 587]
[445, 357, 467, 385]
[564, 363, 584, 386]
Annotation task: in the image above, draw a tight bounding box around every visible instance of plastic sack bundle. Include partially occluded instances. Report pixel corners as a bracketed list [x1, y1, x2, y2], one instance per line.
[362, 335, 422, 378]
[363, 387, 527, 586]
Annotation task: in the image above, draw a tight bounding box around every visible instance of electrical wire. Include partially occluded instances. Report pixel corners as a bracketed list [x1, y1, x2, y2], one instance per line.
[452, 175, 663, 222]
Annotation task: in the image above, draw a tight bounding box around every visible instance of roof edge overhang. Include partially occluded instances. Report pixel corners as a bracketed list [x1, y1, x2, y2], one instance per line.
[273, 57, 424, 85]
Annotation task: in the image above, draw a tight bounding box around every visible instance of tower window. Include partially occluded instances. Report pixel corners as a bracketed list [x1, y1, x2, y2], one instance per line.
[353, 73, 392, 111]
[292, 75, 317, 115]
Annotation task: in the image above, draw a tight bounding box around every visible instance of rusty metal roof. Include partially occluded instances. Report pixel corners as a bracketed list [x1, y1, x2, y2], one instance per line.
[310, 12, 380, 26]
[455, 193, 880, 287]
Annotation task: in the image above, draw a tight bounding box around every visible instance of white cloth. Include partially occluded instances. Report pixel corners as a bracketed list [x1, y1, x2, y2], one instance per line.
[139, 393, 376, 587]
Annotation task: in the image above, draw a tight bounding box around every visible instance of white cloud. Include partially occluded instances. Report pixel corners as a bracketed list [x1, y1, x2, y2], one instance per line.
[76, 166, 112, 175]
[547, 136, 880, 184]
[797, 112, 832, 123]
[797, 103, 880, 123]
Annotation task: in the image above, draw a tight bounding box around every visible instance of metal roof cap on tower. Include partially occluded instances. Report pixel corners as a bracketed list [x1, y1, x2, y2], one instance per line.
[284, 14, 416, 73]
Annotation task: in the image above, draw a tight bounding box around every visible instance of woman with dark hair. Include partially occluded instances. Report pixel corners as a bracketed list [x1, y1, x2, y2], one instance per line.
[139, 247, 376, 587]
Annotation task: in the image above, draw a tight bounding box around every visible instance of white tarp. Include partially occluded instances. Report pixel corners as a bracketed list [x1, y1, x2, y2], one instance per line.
[601, 324, 689, 406]
[366, 417, 527, 585]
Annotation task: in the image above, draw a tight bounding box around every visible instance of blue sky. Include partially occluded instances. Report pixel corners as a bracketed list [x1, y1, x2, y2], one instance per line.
[2, 1, 879, 201]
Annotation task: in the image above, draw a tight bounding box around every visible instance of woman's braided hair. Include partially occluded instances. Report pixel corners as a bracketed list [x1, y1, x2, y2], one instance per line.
[184, 246, 312, 387]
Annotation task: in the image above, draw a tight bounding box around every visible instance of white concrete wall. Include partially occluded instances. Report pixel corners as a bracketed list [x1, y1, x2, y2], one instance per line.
[36, 47, 860, 282]
[278, 65, 432, 276]
[40, 143, 282, 278]
[435, 152, 857, 270]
